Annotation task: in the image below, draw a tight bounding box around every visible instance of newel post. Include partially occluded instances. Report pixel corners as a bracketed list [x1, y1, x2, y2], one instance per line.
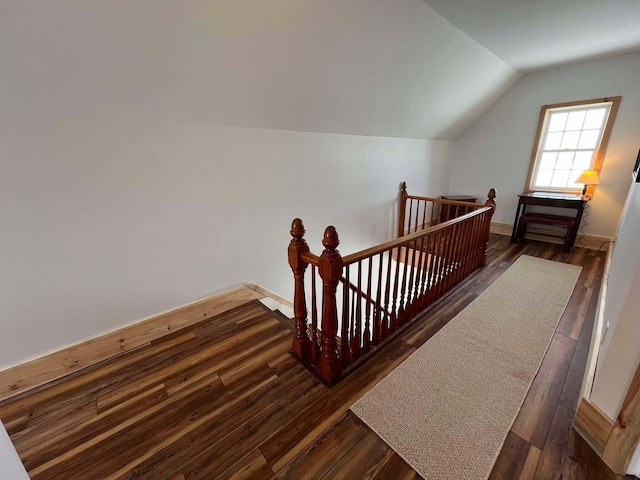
[482, 188, 497, 266]
[288, 218, 310, 360]
[397, 182, 408, 238]
[318, 226, 343, 385]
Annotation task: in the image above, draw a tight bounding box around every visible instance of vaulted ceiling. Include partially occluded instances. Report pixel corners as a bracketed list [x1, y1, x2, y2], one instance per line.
[1, 1, 638, 141]
[422, 0, 640, 73]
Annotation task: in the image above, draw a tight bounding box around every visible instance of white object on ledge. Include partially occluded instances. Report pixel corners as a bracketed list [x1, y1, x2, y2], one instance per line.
[0, 421, 29, 479]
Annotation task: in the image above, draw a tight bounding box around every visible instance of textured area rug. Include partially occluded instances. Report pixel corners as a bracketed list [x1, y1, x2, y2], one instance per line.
[350, 255, 581, 480]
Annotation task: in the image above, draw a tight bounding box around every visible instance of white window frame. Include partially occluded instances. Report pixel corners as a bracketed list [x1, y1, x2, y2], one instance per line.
[525, 96, 621, 195]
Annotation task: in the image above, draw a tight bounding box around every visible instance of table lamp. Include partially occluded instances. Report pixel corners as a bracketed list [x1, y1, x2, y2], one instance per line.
[576, 170, 600, 195]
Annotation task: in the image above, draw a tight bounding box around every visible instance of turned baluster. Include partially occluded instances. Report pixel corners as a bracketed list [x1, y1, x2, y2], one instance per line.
[482, 189, 497, 266]
[288, 218, 310, 360]
[318, 226, 344, 385]
[397, 182, 408, 238]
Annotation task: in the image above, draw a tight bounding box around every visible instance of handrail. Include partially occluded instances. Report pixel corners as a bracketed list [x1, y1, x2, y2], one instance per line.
[300, 251, 320, 265]
[342, 207, 490, 265]
[406, 195, 485, 209]
[288, 184, 497, 385]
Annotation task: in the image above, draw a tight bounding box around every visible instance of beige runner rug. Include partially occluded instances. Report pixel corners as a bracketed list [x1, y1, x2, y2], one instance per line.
[350, 255, 581, 480]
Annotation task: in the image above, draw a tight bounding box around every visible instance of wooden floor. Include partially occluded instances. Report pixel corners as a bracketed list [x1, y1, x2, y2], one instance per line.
[0, 234, 630, 479]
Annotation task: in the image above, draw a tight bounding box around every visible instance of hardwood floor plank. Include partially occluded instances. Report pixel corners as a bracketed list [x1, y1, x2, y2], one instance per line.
[9, 391, 100, 456]
[0, 330, 196, 423]
[218, 448, 274, 480]
[3, 236, 614, 480]
[267, 352, 299, 376]
[320, 422, 397, 480]
[556, 285, 592, 339]
[511, 333, 575, 449]
[27, 375, 228, 478]
[271, 412, 369, 480]
[489, 432, 540, 480]
[0, 286, 263, 400]
[219, 336, 291, 386]
[168, 472, 186, 480]
[521, 446, 542, 480]
[156, 371, 325, 479]
[261, 339, 415, 473]
[2, 411, 30, 436]
[559, 298, 596, 414]
[94, 320, 287, 412]
[534, 404, 574, 480]
[371, 452, 421, 480]
[14, 383, 168, 471]
[105, 359, 313, 479]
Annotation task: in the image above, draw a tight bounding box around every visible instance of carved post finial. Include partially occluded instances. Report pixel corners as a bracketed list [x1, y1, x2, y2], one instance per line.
[401, 181, 407, 193]
[290, 218, 305, 239]
[322, 226, 339, 250]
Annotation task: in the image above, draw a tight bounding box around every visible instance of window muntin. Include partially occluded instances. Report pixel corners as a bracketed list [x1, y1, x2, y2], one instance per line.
[526, 97, 620, 194]
[531, 103, 611, 191]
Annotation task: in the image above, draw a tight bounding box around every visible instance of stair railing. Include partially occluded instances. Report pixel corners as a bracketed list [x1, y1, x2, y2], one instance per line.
[288, 185, 496, 385]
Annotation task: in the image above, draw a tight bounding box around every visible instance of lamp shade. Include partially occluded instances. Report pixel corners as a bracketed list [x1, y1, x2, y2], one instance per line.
[576, 170, 600, 185]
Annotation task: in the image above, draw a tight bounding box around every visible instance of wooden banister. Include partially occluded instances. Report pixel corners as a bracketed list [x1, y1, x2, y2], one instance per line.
[289, 186, 497, 386]
[300, 251, 320, 265]
[343, 207, 491, 265]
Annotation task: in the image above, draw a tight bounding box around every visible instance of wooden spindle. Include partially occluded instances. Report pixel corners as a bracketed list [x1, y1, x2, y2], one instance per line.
[398, 182, 408, 237]
[406, 238, 419, 318]
[318, 226, 343, 385]
[373, 252, 383, 346]
[341, 269, 350, 368]
[429, 200, 436, 227]
[383, 250, 392, 339]
[363, 259, 372, 353]
[419, 232, 433, 309]
[353, 261, 362, 360]
[350, 287, 358, 359]
[412, 234, 426, 315]
[288, 218, 310, 360]
[391, 246, 401, 332]
[421, 200, 428, 230]
[426, 230, 441, 304]
[407, 199, 414, 235]
[310, 266, 319, 366]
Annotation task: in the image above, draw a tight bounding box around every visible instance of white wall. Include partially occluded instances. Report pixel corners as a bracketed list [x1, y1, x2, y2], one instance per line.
[0, 0, 517, 141]
[590, 181, 640, 418]
[0, 105, 453, 369]
[0, 0, 518, 370]
[448, 51, 640, 239]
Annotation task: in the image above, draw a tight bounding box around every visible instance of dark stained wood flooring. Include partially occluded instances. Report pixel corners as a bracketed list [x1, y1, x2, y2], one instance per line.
[0, 234, 630, 479]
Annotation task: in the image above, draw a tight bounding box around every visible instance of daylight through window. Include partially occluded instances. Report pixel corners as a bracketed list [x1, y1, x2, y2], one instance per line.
[526, 97, 620, 193]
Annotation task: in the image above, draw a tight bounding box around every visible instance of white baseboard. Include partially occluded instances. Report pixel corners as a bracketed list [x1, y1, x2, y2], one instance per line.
[490, 222, 612, 251]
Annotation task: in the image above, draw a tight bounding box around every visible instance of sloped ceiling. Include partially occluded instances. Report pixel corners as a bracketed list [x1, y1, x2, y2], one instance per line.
[422, 0, 640, 73]
[0, 0, 519, 140]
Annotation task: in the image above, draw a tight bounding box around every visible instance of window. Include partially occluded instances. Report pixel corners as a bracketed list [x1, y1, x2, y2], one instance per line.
[525, 97, 621, 193]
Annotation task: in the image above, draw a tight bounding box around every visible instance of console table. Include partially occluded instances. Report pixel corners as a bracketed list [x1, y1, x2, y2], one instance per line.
[511, 192, 588, 252]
